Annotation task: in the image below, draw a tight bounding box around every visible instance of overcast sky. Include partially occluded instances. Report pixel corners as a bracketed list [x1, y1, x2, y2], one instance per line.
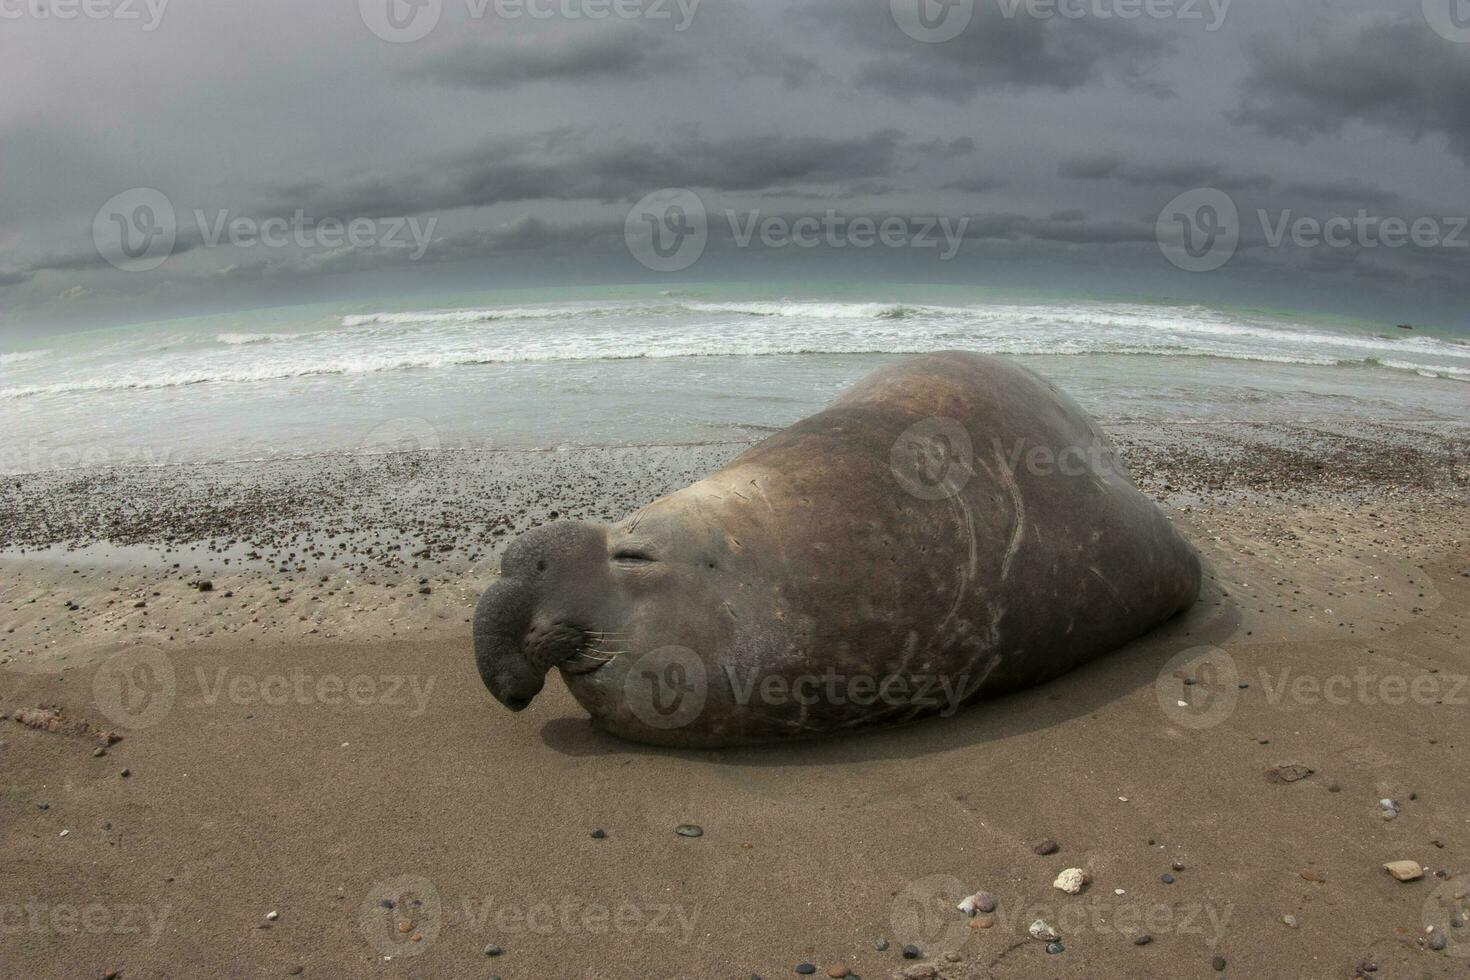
[2, 0, 1468, 334]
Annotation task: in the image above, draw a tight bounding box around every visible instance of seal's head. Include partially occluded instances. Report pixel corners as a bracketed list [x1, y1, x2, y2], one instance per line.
[473, 520, 617, 711]
[472, 503, 739, 718]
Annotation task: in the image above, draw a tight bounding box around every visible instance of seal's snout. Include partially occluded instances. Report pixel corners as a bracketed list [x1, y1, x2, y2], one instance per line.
[473, 576, 545, 711]
[473, 520, 609, 713]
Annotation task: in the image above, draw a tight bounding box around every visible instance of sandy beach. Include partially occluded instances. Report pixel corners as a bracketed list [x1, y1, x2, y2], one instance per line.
[2, 416, 1467, 979]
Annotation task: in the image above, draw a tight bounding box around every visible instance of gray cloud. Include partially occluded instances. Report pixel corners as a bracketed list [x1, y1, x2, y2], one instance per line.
[804, 1, 1173, 101]
[1232, 13, 1470, 162]
[1058, 154, 1274, 192]
[412, 28, 686, 89]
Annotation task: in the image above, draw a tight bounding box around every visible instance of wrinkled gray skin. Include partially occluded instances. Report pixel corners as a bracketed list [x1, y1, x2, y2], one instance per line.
[474, 352, 1201, 747]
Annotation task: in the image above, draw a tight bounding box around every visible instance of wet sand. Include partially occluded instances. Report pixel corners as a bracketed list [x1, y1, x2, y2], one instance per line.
[2, 418, 1468, 979]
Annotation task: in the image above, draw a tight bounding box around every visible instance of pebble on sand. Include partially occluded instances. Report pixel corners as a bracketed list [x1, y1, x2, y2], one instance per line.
[675, 824, 703, 838]
[590, 829, 607, 839]
[1033, 839, 1059, 855]
[1384, 860, 1424, 882]
[482, 944, 503, 956]
[794, 964, 815, 976]
[1053, 868, 1088, 895]
[901, 943, 920, 959]
[1028, 920, 1060, 942]
[824, 964, 850, 978]
[957, 891, 997, 915]
[1133, 934, 1153, 946]
[1212, 955, 1227, 971]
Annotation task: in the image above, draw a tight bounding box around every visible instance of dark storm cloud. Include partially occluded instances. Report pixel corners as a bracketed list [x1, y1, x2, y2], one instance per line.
[1058, 154, 1274, 192]
[803, 0, 1172, 101]
[265, 128, 913, 219]
[1232, 14, 1470, 162]
[941, 176, 1010, 194]
[412, 28, 687, 88]
[1281, 180, 1401, 208]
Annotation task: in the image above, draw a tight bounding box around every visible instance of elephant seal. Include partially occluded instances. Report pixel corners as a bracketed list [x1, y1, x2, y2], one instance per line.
[473, 352, 1200, 747]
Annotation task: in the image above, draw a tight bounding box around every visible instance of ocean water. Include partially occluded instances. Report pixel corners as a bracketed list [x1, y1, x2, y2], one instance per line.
[3, 284, 1468, 473]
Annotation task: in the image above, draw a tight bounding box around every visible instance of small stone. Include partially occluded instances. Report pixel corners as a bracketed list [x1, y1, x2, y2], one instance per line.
[197, 581, 213, 592]
[396, 921, 412, 934]
[902, 943, 920, 959]
[675, 824, 703, 838]
[93, 747, 106, 757]
[1133, 934, 1153, 946]
[1171, 862, 1185, 872]
[957, 891, 997, 915]
[1046, 942, 1064, 955]
[1212, 955, 1227, 971]
[1265, 764, 1313, 784]
[590, 829, 606, 839]
[824, 964, 850, 978]
[1385, 861, 1424, 882]
[120, 768, 130, 778]
[58, 829, 69, 837]
[794, 965, 815, 976]
[1161, 873, 1175, 884]
[1033, 838, 1059, 855]
[942, 951, 961, 963]
[1328, 784, 1341, 793]
[266, 911, 279, 921]
[874, 938, 889, 951]
[1299, 869, 1326, 883]
[971, 915, 995, 929]
[1053, 868, 1089, 895]
[1029, 919, 1059, 942]
[1429, 931, 1448, 951]
[901, 967, 936, 980]
[482, 944, 503, 956]
[1282, 915, 1299, 928]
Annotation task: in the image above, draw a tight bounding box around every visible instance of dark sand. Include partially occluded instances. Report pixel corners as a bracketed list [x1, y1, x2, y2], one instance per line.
[2, 418, 1468, 979]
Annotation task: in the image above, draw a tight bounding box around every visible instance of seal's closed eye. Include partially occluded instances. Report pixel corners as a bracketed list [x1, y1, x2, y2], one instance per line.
[612, 548, 656, 564]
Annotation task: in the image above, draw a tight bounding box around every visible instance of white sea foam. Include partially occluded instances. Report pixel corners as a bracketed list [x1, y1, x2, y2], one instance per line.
[216, 332, 296, 345]
[5, 299, 1467, 402]
[0, 349, 50, 366]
